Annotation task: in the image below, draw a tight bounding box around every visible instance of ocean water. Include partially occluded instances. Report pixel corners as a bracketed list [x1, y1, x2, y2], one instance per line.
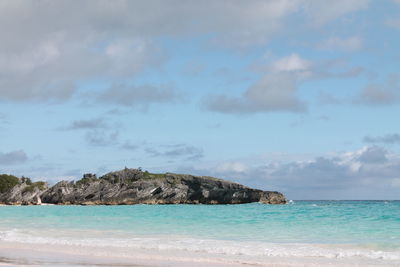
[0, 201, 399, 265]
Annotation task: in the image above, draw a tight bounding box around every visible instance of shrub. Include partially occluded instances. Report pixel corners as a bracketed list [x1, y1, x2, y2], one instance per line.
[142, 171, 166, 179]
[22, 181, 47, 194]
[0, 174, 20, 193]
[21, 176, 32, 185]
[76, 174, 98, 186]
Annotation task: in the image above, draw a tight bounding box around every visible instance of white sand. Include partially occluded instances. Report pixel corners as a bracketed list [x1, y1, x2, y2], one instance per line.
[1, 240, 397, 267]
[0, 241, 287, 267]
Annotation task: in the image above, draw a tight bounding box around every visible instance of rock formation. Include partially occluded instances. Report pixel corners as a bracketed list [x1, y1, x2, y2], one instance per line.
[0, 169, 287, 205]
[0, 175, 48, 205]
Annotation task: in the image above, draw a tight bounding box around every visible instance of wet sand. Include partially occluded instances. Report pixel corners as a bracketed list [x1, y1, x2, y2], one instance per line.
[1, 241, 394, 267]
[0, 242, 270, 267]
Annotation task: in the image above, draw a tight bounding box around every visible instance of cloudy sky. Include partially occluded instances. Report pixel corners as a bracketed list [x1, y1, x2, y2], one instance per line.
[1, 0, 400, 199]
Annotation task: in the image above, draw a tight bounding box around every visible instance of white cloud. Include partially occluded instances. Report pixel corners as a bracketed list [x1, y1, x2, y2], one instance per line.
[206, 54, 311, 113]
[0, 1, 370, 102]
[145, 144, 204, 161]
[0, 150, 28, 165]
[104, 38, 163, 77]
[85, 130, 119, 147]
[356, 146, 388, 163]
[271, 54, 313, 72]
[62, 118, 109, 130]
[96, 84, 178, 108]
[175, 146, 400, 199]
[364, 133, 400, 145]
[318, 36, 363, 51]
[303, 0, 369, 26]
[216, 162, 248, 173]
[357, 76, 400, 106]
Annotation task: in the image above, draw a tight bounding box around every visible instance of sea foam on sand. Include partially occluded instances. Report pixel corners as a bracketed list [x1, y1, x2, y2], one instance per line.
[0, 229, 399, 267]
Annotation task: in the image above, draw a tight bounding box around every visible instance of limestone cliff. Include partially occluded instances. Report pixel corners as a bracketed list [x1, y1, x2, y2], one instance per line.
[0, 169, 287, 205]
[0, 174, 47, 205]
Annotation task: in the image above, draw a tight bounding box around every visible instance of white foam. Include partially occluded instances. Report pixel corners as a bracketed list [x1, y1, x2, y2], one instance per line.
[0, 229, 399, 262]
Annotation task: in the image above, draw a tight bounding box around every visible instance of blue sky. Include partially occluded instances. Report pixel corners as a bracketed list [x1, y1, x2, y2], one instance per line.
[1, 0, 400, 199]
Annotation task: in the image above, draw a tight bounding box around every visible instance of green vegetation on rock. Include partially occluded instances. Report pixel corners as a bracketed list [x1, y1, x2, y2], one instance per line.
[22, 181, 47, 194]
[21, 177, 32, 185]
[0, 168, 287, 205]
[0, 174, 20, 193]
[76, 174, 98, 186]
[142, 171, 166, 179]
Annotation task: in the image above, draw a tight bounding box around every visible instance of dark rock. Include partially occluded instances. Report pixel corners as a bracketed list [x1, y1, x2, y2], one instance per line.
[1, 169, 287, 205]
[0, 175, 48, 205]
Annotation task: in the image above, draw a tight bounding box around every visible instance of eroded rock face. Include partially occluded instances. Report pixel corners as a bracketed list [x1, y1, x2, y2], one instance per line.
[1, 169, 287, 205]
[0, 176, 48, 205]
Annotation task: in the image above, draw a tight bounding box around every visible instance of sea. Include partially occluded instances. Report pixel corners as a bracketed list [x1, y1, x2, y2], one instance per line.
[0, 200, 399, 266]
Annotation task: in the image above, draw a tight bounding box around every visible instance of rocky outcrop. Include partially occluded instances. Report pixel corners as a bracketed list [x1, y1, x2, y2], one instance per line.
[0, 175, 48, 205]
[1, 169, 287, 205]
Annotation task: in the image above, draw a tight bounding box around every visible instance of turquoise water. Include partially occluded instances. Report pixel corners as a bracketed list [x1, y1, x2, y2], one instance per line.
[0, 201, 399, 260]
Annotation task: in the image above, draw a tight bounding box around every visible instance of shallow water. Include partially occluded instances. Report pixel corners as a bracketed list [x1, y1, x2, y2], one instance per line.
[0, 201, 399, 264]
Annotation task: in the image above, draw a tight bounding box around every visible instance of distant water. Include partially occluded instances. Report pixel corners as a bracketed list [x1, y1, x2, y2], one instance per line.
[0, 201, 399, 264]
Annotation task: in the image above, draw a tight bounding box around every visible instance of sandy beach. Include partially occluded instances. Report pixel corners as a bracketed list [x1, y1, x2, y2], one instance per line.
[0, 241, 293, 267]
[0, 241, 280, 267]
[1, 240, 398, 267]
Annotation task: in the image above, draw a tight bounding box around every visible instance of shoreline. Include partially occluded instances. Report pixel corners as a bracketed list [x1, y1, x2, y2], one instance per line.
[1, 202, 399, 266]
[0, 240, 398, 267]
[0, 241, 287, 267]
[0, 200, 396, 207]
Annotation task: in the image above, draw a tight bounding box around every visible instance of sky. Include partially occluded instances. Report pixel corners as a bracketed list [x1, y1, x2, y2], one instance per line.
[1, 0, 400, 200]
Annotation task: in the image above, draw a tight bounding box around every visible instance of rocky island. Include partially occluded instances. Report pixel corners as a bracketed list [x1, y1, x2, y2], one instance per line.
[0, 168, 287, 205]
